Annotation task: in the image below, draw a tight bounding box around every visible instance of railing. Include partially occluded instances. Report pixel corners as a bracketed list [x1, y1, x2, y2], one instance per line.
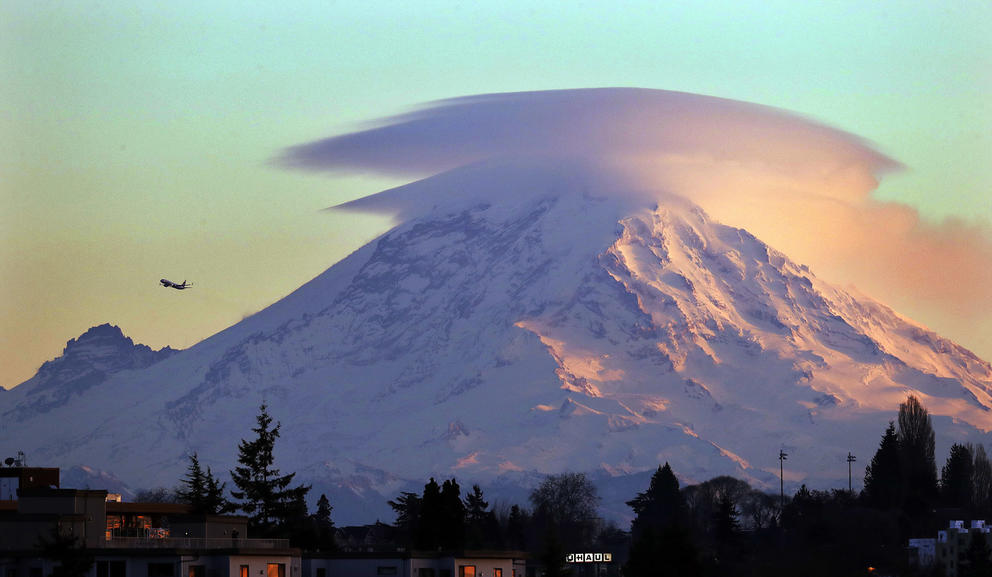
[104, 537, 291, 549]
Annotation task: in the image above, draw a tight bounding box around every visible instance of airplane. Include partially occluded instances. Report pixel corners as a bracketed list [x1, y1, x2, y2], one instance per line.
[160, 279, 193, 290]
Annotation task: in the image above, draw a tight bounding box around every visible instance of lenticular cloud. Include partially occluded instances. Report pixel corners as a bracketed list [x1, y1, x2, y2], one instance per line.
[280, 88, 992, 362]
[280, 88, 897, 184]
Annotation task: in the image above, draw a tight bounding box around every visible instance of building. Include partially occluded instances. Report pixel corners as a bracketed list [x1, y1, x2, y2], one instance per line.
[0, 484, 301, 577]
[907, 538, 936, 571]
[0, 467, 60, 500]
[935, 520, 992, 577]
[304, 551, 526, 577]
[1, 469, 527, 577]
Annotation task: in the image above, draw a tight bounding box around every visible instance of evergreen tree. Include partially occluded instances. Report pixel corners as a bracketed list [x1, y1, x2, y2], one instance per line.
[203, 466, 233, 514]
[439, 478, 466, 550]
[712, 493, 741, 544]
[177, 454, 232, 514]
[465, 484, 489, 527]
[504, 504, 529, 550]
[897, 395, 938, 515]
[417, 478, 443, 549]
[313, 494, 337, 551]
[229, 403, 311, 534]
[282, 490, 314, 548]
[176, 453, 207, 511]
[941, 443, 975, 509]
[464, 484, 499, 548]
[624, 463, 700, 577]
[627, 463, 686, 535]
[388, 491, 422, 548]
[863, 422, 902, 509]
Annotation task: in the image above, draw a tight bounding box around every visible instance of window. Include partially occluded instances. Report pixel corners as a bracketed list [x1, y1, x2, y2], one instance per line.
[315, 570, 325, 577]
[188, 566, 205, 577]
[376, 569, 397, 576]
[494, 569, 502, 577]
[267, 565, 285, 577]
[418, 569, 435, 577]
[241, 567, 249, 577]
[459, 567, 476, 577]
[98, 562, 126, 577]
[440, 570, 451, 577]
[148, 564, 174, 577]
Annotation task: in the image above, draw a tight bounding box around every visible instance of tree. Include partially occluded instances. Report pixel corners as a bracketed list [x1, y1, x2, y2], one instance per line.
[504, 504, 529, 550]
[439, 478, 466, 550]
[312, 494, 336, 551]
[530, 472, 600, 550]
[681, 475, 751, 536]
[941, 443, 974, 509]
[417, 478, 443, 549]
[862, 422, 902, 509]
[203, 465, 233, 514]
[624, 464, 700, 577]
[972, 444, 992, 516]
[464, 484, 500, 548]
[712, 493, 740, 543]
[388, 491, 422, 547]
[177, 453, 231, 514]
[465, 484, 489, 526]
[176, 453, 207, 511]
[627, 463, 686, 535]
[897, 395, 938, 515]
[229, 403, 311, 534]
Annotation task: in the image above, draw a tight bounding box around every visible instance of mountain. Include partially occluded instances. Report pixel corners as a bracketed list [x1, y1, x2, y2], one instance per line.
[1, 324, 176, 420]
[2, 160, 990, 524]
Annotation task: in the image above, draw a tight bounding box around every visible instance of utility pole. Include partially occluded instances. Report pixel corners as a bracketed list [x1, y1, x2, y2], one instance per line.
[847, 452, 857, 493]
[779, 449, 788, 510]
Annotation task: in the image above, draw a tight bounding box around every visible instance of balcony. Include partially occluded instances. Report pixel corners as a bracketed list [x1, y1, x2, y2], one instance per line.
[104, 537, 291, 550]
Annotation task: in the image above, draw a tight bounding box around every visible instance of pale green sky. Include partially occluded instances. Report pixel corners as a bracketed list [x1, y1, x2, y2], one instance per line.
[2, 0, 989, 387]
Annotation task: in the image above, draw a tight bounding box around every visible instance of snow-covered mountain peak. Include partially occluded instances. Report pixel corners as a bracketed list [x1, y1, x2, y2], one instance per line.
[3, 323, 177, 420]
[2, 163, 990, 524]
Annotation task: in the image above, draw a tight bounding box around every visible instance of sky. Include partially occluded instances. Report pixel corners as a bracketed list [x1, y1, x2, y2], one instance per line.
[1, 1, 989, 388]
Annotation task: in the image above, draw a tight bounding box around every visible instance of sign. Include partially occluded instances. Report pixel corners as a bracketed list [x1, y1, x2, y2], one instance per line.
[565, 553, 612, 563]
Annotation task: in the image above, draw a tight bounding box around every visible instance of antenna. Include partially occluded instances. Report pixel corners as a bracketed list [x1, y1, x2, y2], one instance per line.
[779, 449, 788, 510]
[847, 452, 857, 493]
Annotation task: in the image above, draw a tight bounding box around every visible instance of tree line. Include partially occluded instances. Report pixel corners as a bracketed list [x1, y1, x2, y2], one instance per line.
[146, 395, 985, 575]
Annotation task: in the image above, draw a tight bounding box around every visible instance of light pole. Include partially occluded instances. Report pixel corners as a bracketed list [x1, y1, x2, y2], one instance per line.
[847, 452, 857, 493]
[779, 449, 788, 510]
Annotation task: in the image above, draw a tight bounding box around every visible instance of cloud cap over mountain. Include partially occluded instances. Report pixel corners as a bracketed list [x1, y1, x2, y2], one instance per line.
[279, 88, 898, 183]
[280, 88, 992, 363]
